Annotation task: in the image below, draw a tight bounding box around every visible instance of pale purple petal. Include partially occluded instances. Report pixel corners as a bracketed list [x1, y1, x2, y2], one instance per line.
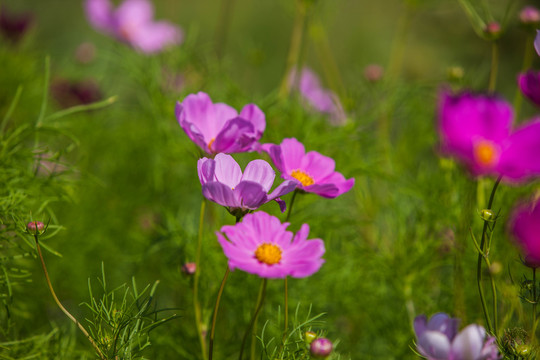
[498, 120, 540, 181]
[417, 331, 451, 360]
[128, 21, 183, 53]
[414, 315, 428, 339]
[263, 143, 286, 173]
[241, 160, 275, 192]
[535, 30, 540, 57]
[85, 0, 114, 33]
[115, 0, 153, 27]
[427, 313, 459, 341]
[213, 153, 242, 189]
[212, 118, 256, 154]
[267, 181, 297, 202]
[449, 324, 485, 360]
[197, 157, 216, 186]
[518, 71, 540, 107]
[202, 182, 240, 208]
[304, 183, 340, 198]
[239, 104, 265, 137]
[234, 181, 268, 210]
[177, 92, 221, 149]
[275, 198, 286, 213]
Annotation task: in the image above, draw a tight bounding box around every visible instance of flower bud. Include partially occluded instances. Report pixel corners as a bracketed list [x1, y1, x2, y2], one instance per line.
[304, 331, 317, 344]
[484, 22, 501, 39]
[310, 337, 333, 358]
[181, 262, 196, 275]
[480, 209, 494, 221]
[520, 6, 540, 25]
[447, 66, 464, 81]
[363, 64, 384, 83]
[27, 221, 45, 235]
[489, 261, 502, 275]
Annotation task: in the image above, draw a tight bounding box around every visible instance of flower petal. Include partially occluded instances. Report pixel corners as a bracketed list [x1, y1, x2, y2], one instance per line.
[128, 21, 183, 53]
[449, 324, 485, 360]
[300, 151, 336, 182]
[202, 182, 239, 208]
[417, 331, 451, 360]
[267, 181, 297, 201]
[498, 120, 540, 181]
[239, 104, 266, 137]
[535, 30, 540, 57]
[197, 157, 216, 186]
[115, 0, 153, 27]
[279, 138, 306, 172]
[85, 0, 114, 33]
[518, 71, 540, 107]
[212, 118, 257, 154]
[234, 181, 268, 210]
[213, 153, 242, 189]
[241, 160, 275, 192]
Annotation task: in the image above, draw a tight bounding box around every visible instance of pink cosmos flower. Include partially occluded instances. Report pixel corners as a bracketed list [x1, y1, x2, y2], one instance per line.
[438, 90, 540, 182]
[262, 138, 354, 198]
[216, 211, 325, 278]
[198, 154, 297, 215]
[84, 0, 183, 54]
[414, 313, 500, 360]
[518, 71, 540, 107]
[176, 92, 266, 155]
[509, 199, 540, 268]
[290, 67, 347, 126]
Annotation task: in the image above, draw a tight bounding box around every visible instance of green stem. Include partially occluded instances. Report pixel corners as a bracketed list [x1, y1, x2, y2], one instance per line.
[214, 0, 236, 59]
[278, 0, 307, 99]
[476, 176, 501, 335]
[34, 234, 105, 360]
[240, 279, 267, 360]
[208, 266, 230, 360]
[533, 267, 537, 342]
[194, 199, 207, 360]
[386, 3, 413, 81]
[488, 41, 498, 93]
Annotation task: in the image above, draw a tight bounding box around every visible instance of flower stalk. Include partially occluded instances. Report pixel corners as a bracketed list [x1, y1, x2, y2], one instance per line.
[240, 279, 267, 360]
[194, 199, 208, 360]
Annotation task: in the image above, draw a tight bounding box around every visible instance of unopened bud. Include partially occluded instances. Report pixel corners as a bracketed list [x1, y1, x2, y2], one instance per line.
[480, 209, 495, 221]
[182, 262, 196, 275]
[520, 6, 540, 25]
[516, 344, 532, 356]
[27, 221, 45, 235]
[310, 337, 333, 358]
[489, 261, 502, 275]
[305, 331, 317, 344]
[484, 22, 501, 38]
[447, 66, 464, 81]
[363, 64, 384, 83]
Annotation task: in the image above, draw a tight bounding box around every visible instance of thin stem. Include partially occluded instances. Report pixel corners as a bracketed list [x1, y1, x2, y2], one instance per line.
[240, 279, 267, 360]
[278, 0, 307, 99]
[533, 267, 537, 342]
[194, 199, 207, 360]
[214, 0, 236, 59]
[476, 176, 501, 335]
[488, 41, 499, 93]
[386, 3, 414, 81]
[34, 235, 105, 360]
[209, 266, 230, 360]
[285, 190, 298, 223]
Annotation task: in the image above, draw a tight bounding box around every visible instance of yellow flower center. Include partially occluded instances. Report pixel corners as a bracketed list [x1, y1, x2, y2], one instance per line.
[473, 140, 498, 167]
[254, 243, 282, 265]
[208, 138, 215, 151]
[291, 169, 314, 186]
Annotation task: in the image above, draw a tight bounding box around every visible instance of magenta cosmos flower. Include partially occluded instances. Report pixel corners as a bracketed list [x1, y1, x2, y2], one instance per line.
[263, 138, 354, 198]
[509, 199, 540, 268]
[439, 91, 540, 182]
[198, 153, 297, 215]
[414, 313, 500, 360]
[290, 67, 347, 126]
[176, 92, 266, 155]
[216, 211, 325, 278]
[84, 0, 183, 54]
[518, 71, 540, 107]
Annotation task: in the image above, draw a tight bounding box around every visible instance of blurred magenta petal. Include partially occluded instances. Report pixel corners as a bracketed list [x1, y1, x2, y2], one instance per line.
[535, 30, 540, 56]
[509, 199, 540, 268]
[216, 211, 325, 278]
[290, 67, 347, 126]
[176, 92, 265, 155]
[198, 154, 296, 213]
[84, 0, 183, 54]
[263, 138, 354, 198]
[518, 71, 540, 107]
[438, 90, 540, 182]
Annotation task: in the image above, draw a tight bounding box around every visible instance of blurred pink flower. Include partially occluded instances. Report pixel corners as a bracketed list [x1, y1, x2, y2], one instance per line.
[290, 67, 347, 126]
[263, 138, 354, 198]
[519, 6, 540, 25]
[518, 71, 540, 107]
[50, 78, 102, 109]
[438, 90, 540, 182]
[216, 211, 325, 278]
[0, 5, 33, 43]
[176, 92, 266, 155]
[84, 0, 183, 54]
[509, 199, 540, 268]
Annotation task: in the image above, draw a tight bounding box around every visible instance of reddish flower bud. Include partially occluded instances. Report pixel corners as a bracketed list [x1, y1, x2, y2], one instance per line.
[310, 337, 333, 358]
[520, 6, 540, 25]
[181, 262, 196, 275]
[27, 221, 45, 235]
[484, 22, 501, 37]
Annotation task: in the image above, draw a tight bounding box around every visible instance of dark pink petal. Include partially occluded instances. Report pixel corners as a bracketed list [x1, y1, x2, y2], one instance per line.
[197, 157, 216, 186]
[234, 181, 268, 209]
[212, 118, 257, 153]
[509, 200, 540, 267]
[239, 104, 266, 137]
[318, 172, 355, 196]
[213, 153, 242, 189]
[518, 71, 540, 107]
[498, 120, 540, 181]
[279, 138, 306, 171]
[85, 0, 114, 33]
[304, 183, 340, 198]
[300, 151, 336, 182]
[202, 182, 240, 208]
[275, 198, 286, 213]
[128, 21, 183, 53]
[262, 143, 286, 173]
[242, 160, 275, 192]
[176, 95, 215, 152]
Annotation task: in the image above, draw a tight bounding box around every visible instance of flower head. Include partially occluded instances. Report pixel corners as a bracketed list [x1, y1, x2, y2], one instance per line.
[0, 5, 33, 44]
[290, 67, 347, 126]
[414, 313, 500, 360]
[263, 138, 354, 198]
[438, 90, 540, 182]
[520, 6, 540, 25]
[27, 221, 45, 235]
[216, 211, 325, 278]
[509, 199, 540, 268]
[84, 0, 183, 54]
[177, 92, 266, 155]
[519, 71, 540, 107]
[310, 338, 333, 358]
[198, 154, 296, 215]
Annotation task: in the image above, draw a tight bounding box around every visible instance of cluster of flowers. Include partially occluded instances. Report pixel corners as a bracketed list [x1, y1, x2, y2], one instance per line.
[176, 91, 354, 278]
